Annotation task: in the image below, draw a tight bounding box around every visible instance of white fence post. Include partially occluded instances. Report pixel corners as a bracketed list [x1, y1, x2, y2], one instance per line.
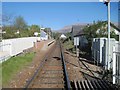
[113, 45, 116, 84]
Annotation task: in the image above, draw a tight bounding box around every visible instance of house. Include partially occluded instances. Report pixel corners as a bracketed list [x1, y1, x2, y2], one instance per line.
[40, 30, 48, 40]
[71, 24, 86, 40]
[71, 24, 88, 48]
[42, 28, 52, 39]
[60, 34, 67, 39]
[0, 25, 2, 42]
[74, 32, 88, 48]
[96, 22, 120, 41]
[110, 23, 120, 42]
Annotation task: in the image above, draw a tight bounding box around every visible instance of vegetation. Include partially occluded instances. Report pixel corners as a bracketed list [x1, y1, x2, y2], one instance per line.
[43, 28, 52, 39]
[29, 25, 40, 37]
[2, 52, 35, 86]
[13, 16, 28, 31]
[63, 39, 74, 52]
[2, 15, 40, 39]
[52, 32, 61, 40]
[83, 21, 118, 53]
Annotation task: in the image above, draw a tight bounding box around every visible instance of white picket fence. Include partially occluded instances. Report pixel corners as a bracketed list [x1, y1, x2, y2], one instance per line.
[0, 37, 39, 63]
[113, 42, 120, 85]
[92, 38, 120, 85]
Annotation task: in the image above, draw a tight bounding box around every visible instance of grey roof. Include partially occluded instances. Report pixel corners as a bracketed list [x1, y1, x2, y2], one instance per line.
[110, 22, 120, 32]
[71, 24, 86, 36]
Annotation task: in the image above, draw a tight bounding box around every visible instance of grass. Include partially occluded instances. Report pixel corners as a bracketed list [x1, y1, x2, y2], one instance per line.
[2, 52, 35, 87]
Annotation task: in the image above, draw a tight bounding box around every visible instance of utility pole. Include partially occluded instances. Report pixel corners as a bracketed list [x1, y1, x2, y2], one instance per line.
[104, 0, 111, 70]
[107, 1, 111, 70]
[100, 0, 111, 70]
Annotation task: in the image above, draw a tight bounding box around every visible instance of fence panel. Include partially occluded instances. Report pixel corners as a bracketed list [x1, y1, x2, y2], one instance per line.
[113, 41, 120, 85]
[0, 37, 38, 62]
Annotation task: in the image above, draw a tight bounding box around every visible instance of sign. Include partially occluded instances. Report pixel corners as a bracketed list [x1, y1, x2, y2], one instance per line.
[74, 37, 79, 46]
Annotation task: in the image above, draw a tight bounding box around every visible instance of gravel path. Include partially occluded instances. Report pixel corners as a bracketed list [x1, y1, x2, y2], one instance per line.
[64, 50, 103, 82]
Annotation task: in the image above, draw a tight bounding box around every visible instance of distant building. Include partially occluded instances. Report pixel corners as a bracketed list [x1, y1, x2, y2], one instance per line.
[71, 24, 86, 40]
[41, 28, 52, 39]
[60, 34, 67, 39]
[40, 30, 48, 40]
[71, 24, 88, 48]
[0, 25, 2, 42]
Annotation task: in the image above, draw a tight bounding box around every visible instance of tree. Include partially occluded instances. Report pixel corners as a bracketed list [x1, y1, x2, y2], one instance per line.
[2, 13, 14, 26]
[83, 20, 118, 53]
[13, 16, 28, 31]
[2, 15, 29, 39]
[52, 32, 60, 39]
[43, 28, 52, 39]
[2, 26, 19, 39]
[29, 25, 40, 36]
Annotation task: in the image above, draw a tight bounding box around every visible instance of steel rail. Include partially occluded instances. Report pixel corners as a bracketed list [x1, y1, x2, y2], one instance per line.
[24, 42, 56, 90]
[59, 41, 71, 90]
[24, 41, 71, 89]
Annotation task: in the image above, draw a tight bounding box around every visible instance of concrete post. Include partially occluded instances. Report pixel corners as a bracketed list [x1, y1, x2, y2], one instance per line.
[119, 33, 120, 42]
[113, 46, 116, 84]
[107, 1, 111, 70]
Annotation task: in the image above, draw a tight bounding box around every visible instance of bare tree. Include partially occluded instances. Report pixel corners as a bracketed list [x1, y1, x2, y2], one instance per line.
[2, 13, 14, 26]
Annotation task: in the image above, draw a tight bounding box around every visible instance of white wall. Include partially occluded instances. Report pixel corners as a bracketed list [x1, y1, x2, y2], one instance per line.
[0, 37, 38, 62]
[92, 38, 117, 69]
[112, 41, 120, 85]
[92, 38, 120, 85]
[10, 37, 37, 56]
[40, 35, 48, 40]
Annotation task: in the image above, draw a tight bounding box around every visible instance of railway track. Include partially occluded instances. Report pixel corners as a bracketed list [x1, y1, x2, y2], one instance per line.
[70, 58, 118, 89]
[24, 41, 70, 89]
[24, 40, 117, 89]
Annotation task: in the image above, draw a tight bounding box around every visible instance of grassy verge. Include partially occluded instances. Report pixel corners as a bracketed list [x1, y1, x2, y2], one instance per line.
[2, 52, 35, 86]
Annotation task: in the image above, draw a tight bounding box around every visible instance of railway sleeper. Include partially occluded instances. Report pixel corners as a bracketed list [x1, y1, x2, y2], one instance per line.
[40, 74, 64, 77]
[41, 70, 63, 74]
[71, 79, 115, 89]
[38, 79, 64, 84]
[31, 83, 64, 88]
[42, 67, 63, 71]
[45, 64, 63, 66]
